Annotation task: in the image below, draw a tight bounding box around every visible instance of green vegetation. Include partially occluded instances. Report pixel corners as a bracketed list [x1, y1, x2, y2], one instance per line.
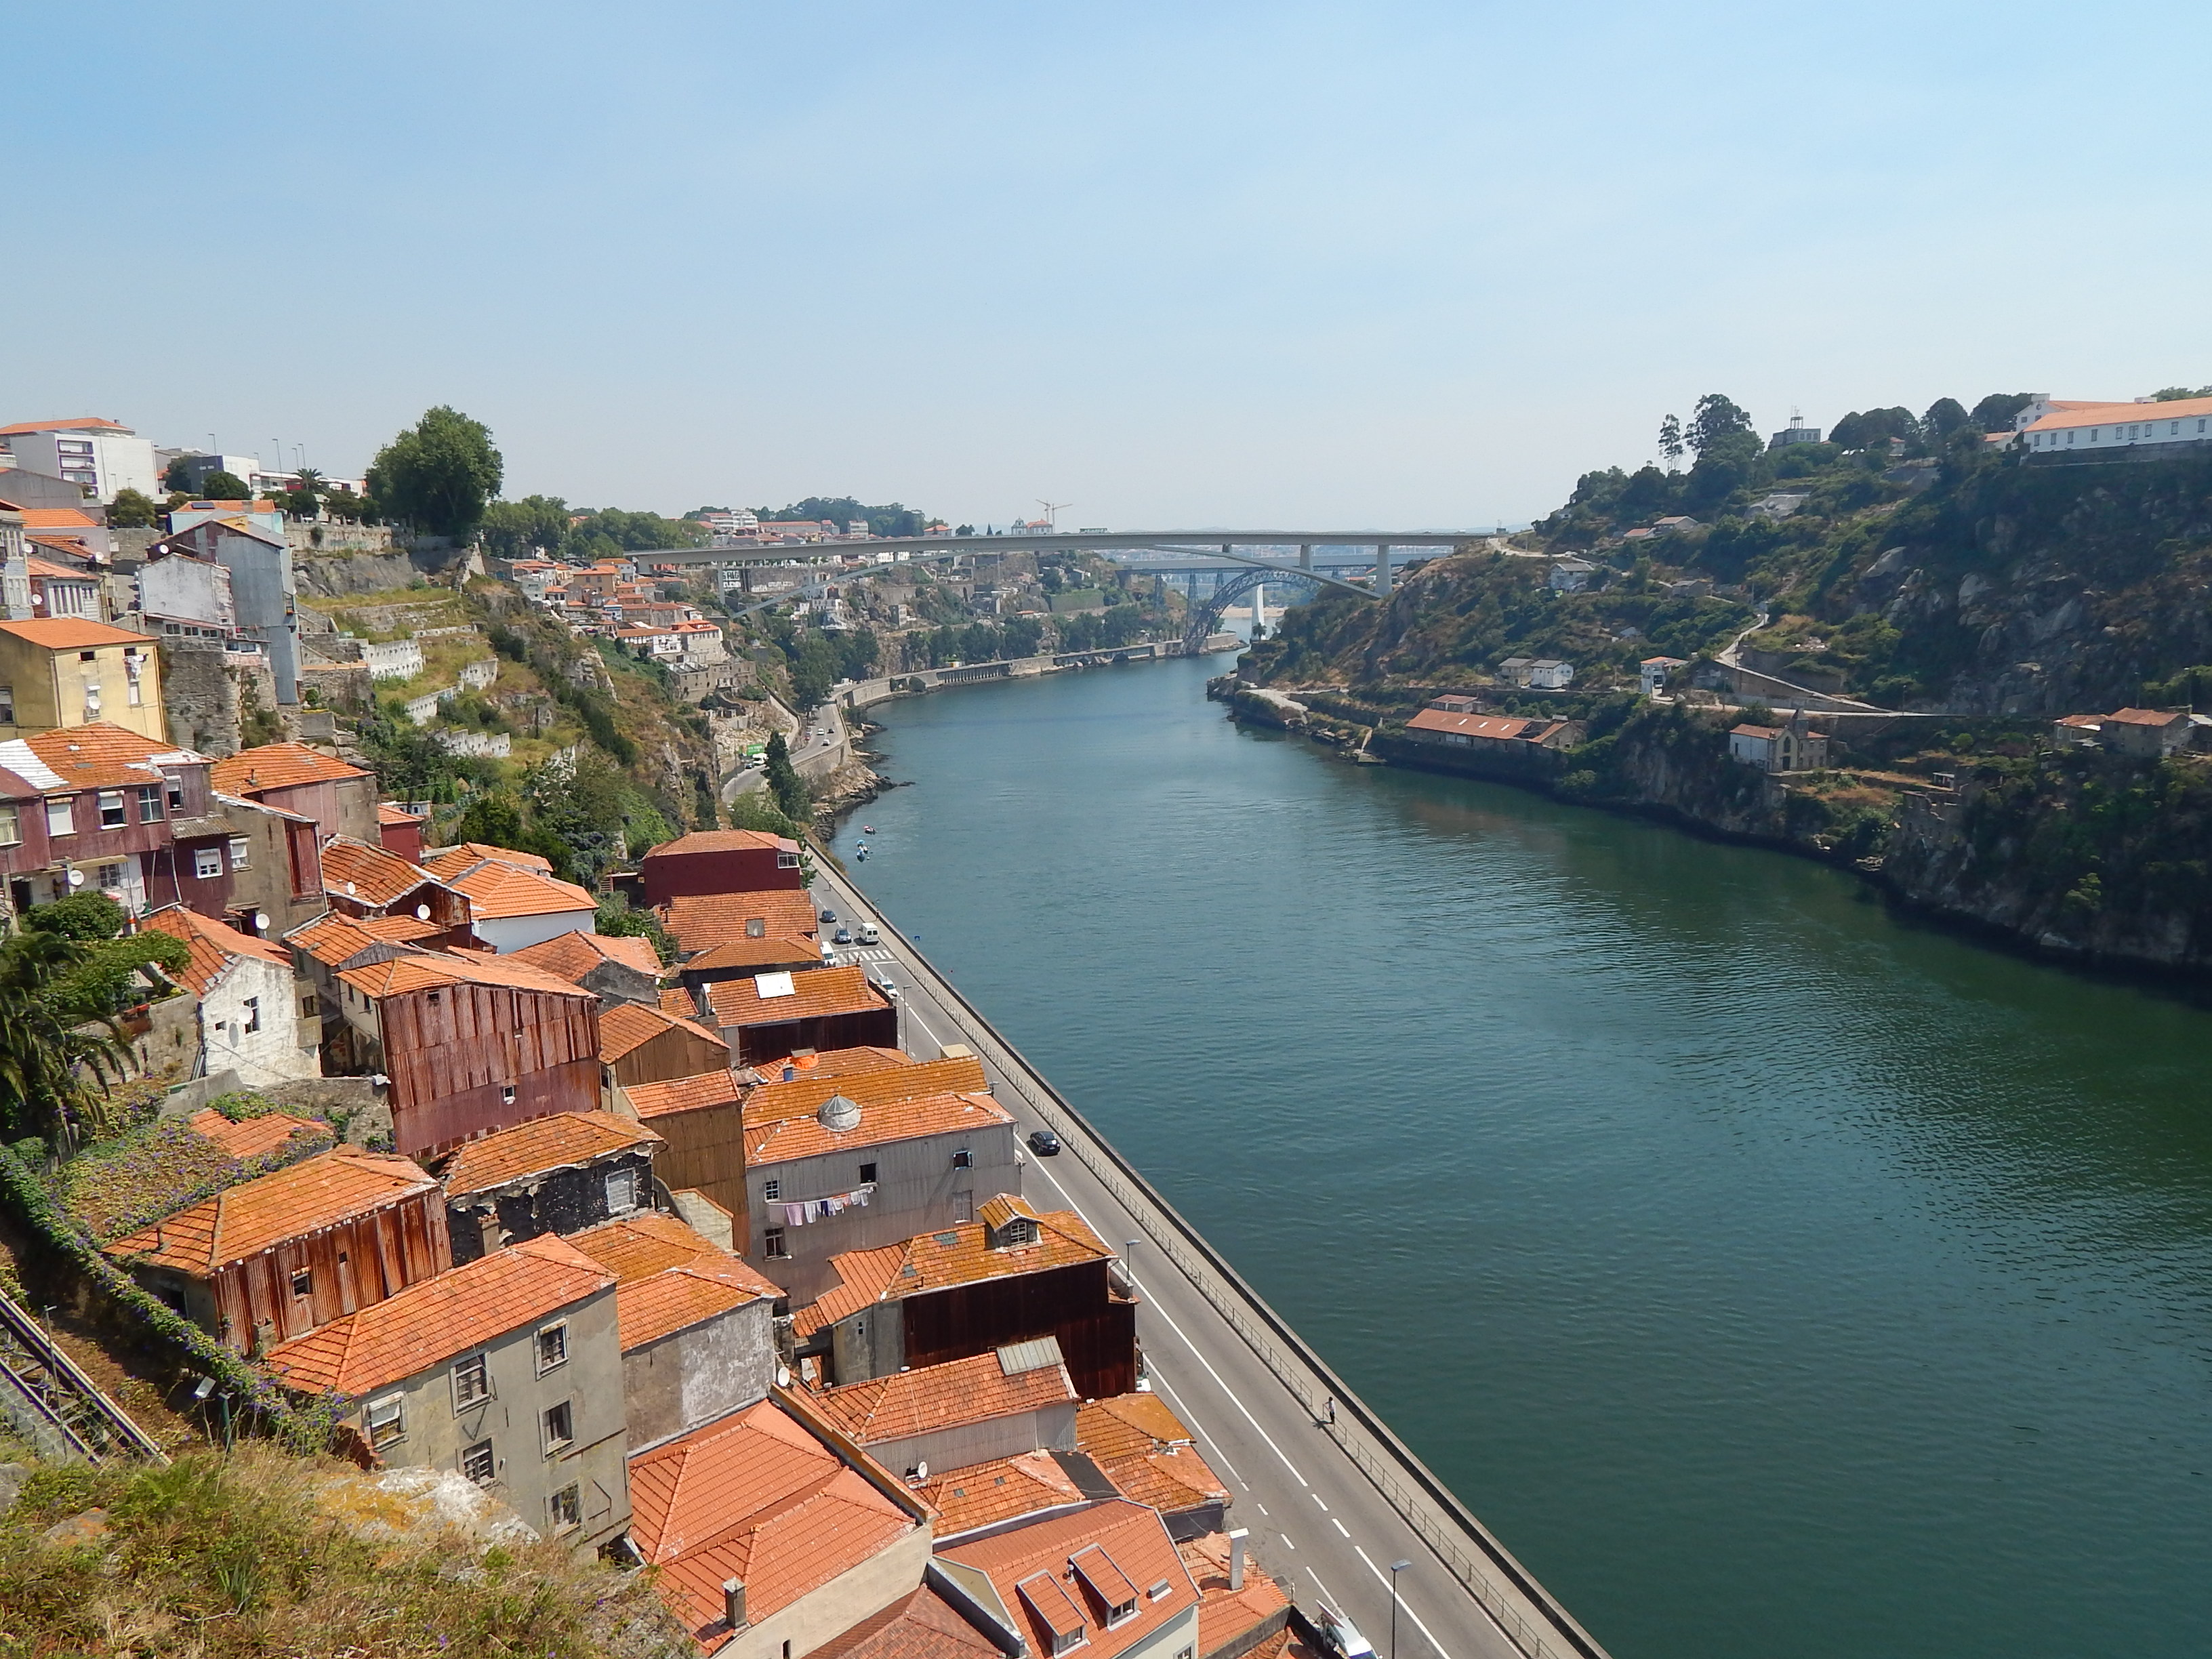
[199, 469, 251, 501]
[58, 1115, 332, 1245]
[764, 731, 809, 822]
[480, 496, 708, 562]
[366, 406, 503, 538]
[107, 487, 160, 528]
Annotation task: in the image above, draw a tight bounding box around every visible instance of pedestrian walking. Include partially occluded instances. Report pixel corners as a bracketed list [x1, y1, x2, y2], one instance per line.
[1324, 1396, 1336, 1426]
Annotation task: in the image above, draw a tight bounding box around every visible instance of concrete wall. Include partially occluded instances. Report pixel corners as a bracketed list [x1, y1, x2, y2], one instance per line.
[200, 954, 321, 1086]
[623, 1296, 775, 1453]
[862, 1397, 1077, 1479]
[728, 1519, 931, 1659]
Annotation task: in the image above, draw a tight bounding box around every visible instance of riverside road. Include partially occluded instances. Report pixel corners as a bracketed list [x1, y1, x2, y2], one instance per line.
[811, 863, 1606, 1659]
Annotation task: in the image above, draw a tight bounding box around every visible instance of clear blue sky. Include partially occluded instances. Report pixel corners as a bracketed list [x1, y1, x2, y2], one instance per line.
[11, 2, 2209, 528]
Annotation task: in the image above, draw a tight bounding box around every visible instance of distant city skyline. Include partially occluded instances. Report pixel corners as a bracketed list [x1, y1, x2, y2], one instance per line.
[9, 1, 2209, 528]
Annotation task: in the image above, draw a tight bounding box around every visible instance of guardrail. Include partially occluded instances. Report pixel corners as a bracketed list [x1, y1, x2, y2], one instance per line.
[816, 849, 1610, 1659]
[0, 1290, 167, 1465]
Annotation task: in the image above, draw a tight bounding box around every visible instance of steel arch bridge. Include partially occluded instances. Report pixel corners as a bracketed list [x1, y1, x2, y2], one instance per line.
[1174, 565, 1324, 646]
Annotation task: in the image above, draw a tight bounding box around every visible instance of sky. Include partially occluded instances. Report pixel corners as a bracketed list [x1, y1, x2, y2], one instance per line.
[9, 1, 2211, 529]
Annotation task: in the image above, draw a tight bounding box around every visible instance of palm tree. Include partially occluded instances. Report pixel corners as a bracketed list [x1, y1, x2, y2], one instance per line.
[0, 928, 131, 1151]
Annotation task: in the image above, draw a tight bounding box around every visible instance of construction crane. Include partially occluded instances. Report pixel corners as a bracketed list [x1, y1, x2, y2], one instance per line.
[1036, 499, 1073, 530]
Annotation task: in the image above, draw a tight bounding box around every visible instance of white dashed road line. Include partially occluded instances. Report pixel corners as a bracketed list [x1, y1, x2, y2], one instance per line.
[1354, 1545, 1456, 1659]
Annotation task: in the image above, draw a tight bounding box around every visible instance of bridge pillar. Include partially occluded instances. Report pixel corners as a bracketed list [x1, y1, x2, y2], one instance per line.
[1300, 544, 1313, 572]
[1252, 580, 1266, 640]
[1376, 543, 1392, 596]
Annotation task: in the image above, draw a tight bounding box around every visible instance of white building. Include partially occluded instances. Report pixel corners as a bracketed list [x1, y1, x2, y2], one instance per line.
[2022, 395, 2212, 460]
[0, 419, 160, 505]
[1549, 557, 1595, 593]
[143, 905, 321, 1085]
[361, 638, 425, 680]
[1729, 712, 1829, 773]
[1639, 655, 1689, 695]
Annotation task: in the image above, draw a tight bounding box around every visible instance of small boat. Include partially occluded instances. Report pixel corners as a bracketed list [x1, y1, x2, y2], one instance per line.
[861, 825, 876, 834]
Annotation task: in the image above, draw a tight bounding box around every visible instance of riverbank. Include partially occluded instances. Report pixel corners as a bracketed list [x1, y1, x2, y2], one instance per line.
[1213, 675, 2212, 980]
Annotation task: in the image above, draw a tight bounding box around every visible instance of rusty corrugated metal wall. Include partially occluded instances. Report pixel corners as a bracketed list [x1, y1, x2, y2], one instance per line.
[383, 982, 602, 1157]
[208, 1189, 453, 1352]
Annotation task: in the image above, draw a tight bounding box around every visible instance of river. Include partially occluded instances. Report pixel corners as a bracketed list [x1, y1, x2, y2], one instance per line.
[825, 654, 2212, 1659]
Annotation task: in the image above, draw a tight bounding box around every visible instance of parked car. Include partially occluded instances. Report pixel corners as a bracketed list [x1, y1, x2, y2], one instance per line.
[857, 922, 880, 945]
[1028, 1128, 1062, 1156]
[833, 928, 855, 945]
[819, 908, 838, 924]
[1311, 1607, 1374, 1659]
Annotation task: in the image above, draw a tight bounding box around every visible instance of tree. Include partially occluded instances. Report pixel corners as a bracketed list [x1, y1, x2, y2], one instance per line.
[365, 406, 503, 538]
[201, 469, 251, 500]
[480, 495, 576, 560]
[1922, 397, 1971, 438]
[2152, 385, 2212, 401]
[1658, 414, 1685, 470]
[1969, 392, 2034, 433]
[107, 488, 159, 529]
[1687, 394, 1753, 457]
[161, 456, 194, 493]
[1828, 407, 1919, 451]
[452, 792, 527, 849]
[764, 733, 809, 824]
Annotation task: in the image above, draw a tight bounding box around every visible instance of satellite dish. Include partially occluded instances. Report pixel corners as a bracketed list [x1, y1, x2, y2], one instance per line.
[66, 868, 84, 887]
[415, 903, 432, 921]
[253, 912, 270, 931]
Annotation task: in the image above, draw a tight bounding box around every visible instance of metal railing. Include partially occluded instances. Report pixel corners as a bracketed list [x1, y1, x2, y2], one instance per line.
[820, 855, 1608, 1659]
[0, 1289, 167, 1466]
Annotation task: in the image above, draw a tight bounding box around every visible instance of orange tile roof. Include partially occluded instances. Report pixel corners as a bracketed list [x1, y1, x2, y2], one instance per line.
[1181, 1531, 1290, 1658]
[17, 508, 98, 530]
[662, 889, 819, 955]
[661, 985, 708, 1020]
[2026, 395, 2212, 432]
[804, 1584, 1006, 1659]
[2102, 706, 2188, 726]
[1406, 709, 1547, 741]
[646, 830, 800, 858]
[682, 935, 823, 974]
[22, 722, 198, 769]
[601, 1000, 728, 1064]
[617, 1261, 775, 1351]
[423, 841, 554, 876]
[808, 1350, 1077, 1446]
[0, 617, 153, 649]
[335, 946, 598, 1003]
[704, 964, 889, 1029]
[376, 802, 424, 827]
[437, 857, 596, 921]
[285, 911, 441, 968]
[794, 1207, 1108, 1337]
[138, 904, 293, 997]
[210, 742, 368, 795]
[187, 1109, 331, 1163]
[508, 930, 663, 984]
[1078, 1394, 1230, 1516]
[743, 1055, 984, 1127]
[918, 1450, 1085, 1538]
[0, 417, 128, 437]
[320, 836, 441, 909]
[749, 1090, 1011, 1166]
[628, 1399, 918, 1652]
[438, 1111, 662, 1197]
[943, 1500, 1199, 1659]
[568, 1211, 745, 1284]
[104, 1148, 436, 1276]
[263, 1233, 612, 1395]
[792, 1246, 909, 1338]
[623, 1069, 744, 1122]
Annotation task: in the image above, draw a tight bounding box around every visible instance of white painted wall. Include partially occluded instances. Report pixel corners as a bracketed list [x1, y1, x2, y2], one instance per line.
[201, 953, 320, 1084]
[473, 907, 597, 954]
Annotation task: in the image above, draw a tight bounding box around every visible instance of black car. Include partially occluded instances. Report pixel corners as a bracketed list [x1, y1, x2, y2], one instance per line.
[1028, 1128, 1062, 1156]
[832, 927, 855, 945]
[819, 908, 838, 924]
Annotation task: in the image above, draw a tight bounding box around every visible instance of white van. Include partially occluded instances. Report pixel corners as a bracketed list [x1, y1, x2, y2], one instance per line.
[857, 922, 880, 946]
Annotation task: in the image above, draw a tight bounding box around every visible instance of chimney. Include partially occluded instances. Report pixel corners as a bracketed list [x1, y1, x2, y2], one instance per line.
[722, 1578, 747, 1631]
[1228, 1528, 1248, 1591]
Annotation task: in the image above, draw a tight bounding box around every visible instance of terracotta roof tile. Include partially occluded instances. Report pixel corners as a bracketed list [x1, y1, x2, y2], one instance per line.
[601, 1000, 728, 1064]
[377, 802, 424, 827]
[2026, 396, 2212, 432]
[1078, 1394, 1230, 1516]
[682, 935, 823, 974]
[749, 1090, 1012, 1166]
[568, 1212, 745, 1284]
[917, 1450, 1085, 1538]
[792, 1208, 1108, 1337]
[433, 858, 595, 921]
[186, 1109, 331, 1163]
[104, 1147, 436, 1275]
[808, 1350, 1077, 1446]
[645, 830, 800, 858]
[624, 1069, 743, 1122]
[1406, 709, 1547, 741]
[16, 508, 99, 530]
[662, 890, 819, 956]
[1181, 1532, 1291, 1658]
[0, 617, 152, 649]
[424, 842, 555, 876]
[334, 945, 596, 1004]
[2102, 706, 2188, 726]
[140, 904, 291, 996]
[320, 836, 443, 909]
[792, 1246, 909, 1338]
[741, 1055, 983, 1126]
[617, 1261, 775, 1351]
[943, 1500, 1200, 1659]
[755, 1046, 914, 1080]
[659, 985, 706, 1020]
[0, 417, 129, 437]
[704, 965, 889, 1030]
[209, 741, 369, 795]
[264, 1233, 612, 1395]
[285, 911, 441, 968]
[508, 930, 663, 985]
[438, 1111, 661, 1197]
[803, 1584, 1005, 1659]
[628, 1399, 917, 1651]
[22, 722, 204, 771]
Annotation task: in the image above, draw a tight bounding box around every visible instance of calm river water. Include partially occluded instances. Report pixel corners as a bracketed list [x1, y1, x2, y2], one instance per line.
[825, 655, 2212, 1659]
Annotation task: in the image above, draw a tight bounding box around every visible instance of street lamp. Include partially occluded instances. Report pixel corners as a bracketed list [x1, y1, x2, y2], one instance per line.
[1389, 1560, 1411, 1659]
[1125, 1240, 1139, 1282]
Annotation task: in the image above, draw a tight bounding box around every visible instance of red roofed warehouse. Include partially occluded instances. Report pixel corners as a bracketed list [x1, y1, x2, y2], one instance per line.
[104, 1147, 452, 1353]
[641, 829, 805, 906]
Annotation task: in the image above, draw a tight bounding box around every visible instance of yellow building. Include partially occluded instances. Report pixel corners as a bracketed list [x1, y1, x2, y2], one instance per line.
[0, 619, 166, 742]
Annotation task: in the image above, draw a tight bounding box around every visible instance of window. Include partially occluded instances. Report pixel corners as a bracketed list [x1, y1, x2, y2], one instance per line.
[859, 1162, 877, 1184]
[94, 863, 122, 893]
[300, 994, 318, 1016]
[82, 676, 100, 719]
[535, 1322, 568, 1374]
[745, 915, 766, 938]
[605, 1168, 640, 1214]
[193, 845, 222, 879]
[452, 1353, 490, 1409]
[165, 778, 184, 814]
[98, 791, 125, 830]
[541, 1399, 573, 1452]
[365, 1393, 405, 1449]
[228, 836, 250, 872]
[548, 1483, 581, 1532]
[243, 996, 261, 1033]
[764, 1227, 789, 1258]
[500, 1084, 516, 1105]
[0, 805, 17, 847]
[136, 784, 163, 821]
[952, 1148, 972, 1168]
[0, 686, 12, 724]
[461, 1439, 495, 1486]
[123, 651, 143, 706]
[762, 1178, 781, 1202]
[777, 851, 800, 869]
[46, 798, 73, 837]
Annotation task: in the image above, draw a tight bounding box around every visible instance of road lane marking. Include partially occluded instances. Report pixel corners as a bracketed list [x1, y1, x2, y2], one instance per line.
[1333, 1518, 1350, 1538]
[1281, 1534, 1296, 1551]
[1314, 1494, 1329, 1511]
[1354, 1546, 1454, 1659]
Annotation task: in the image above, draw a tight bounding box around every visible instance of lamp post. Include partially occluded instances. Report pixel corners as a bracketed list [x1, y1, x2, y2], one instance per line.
[1125, 1240, 1138, 1283]
[1389, 1560, 1411, 1659]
